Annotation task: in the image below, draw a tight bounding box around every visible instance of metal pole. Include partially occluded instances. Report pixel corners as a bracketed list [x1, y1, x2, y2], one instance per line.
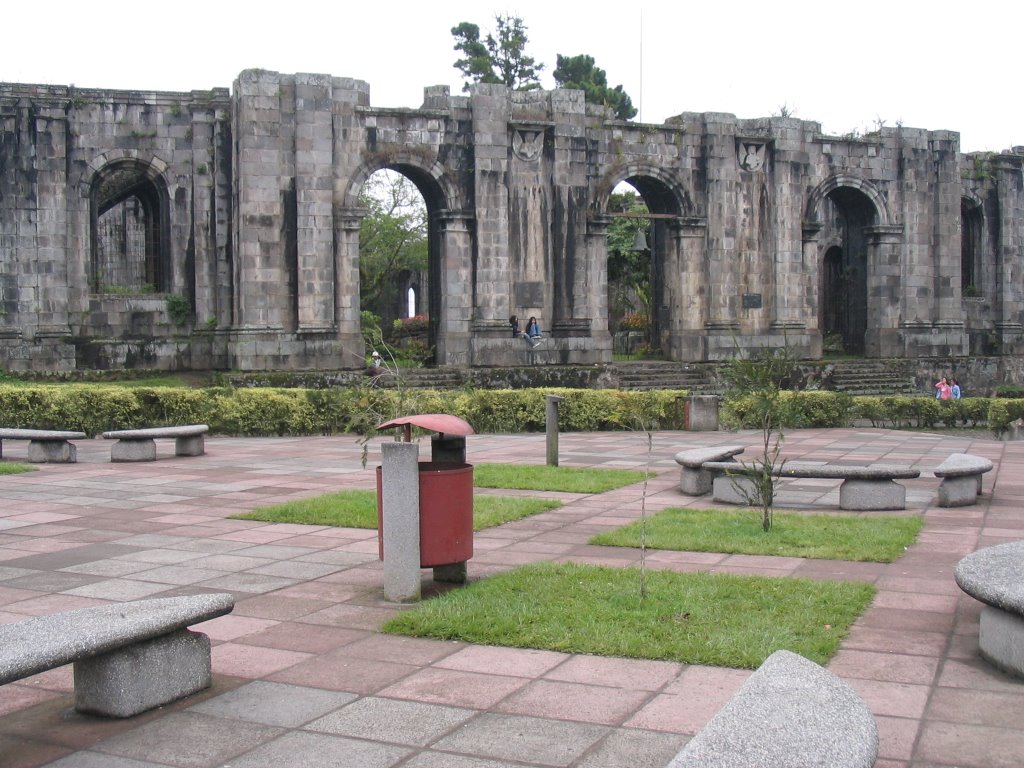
[545, 395, 564, 467]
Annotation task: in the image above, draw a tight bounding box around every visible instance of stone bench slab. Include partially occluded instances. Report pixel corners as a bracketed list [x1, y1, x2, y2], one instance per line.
[934, 453, 993, 507]
[0, 428, 87, 463]
[0, 593, 234, 717]
[705, 461, 918, 511]
[668, 650, 878, 768]
[955, 541, 1024, 677]
[102, 424, 209, 462]
[674, 445, 745, 496]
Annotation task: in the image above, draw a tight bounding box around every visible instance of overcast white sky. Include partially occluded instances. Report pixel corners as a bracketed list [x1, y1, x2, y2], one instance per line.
[2, 1, 1017, 153]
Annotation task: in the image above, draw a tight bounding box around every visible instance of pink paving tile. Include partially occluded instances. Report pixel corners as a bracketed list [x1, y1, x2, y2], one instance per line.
[827, 649, 939, 685]
[936, 658, 1024, 693]
[874, 714, 921, 762]
[9, 664, 73, 693]
[871, 590, 959, 613]
[543, 654, 681, 691]
[842, 625, 948, 657]
[214, 528, 302, 544]
[298, 603, 403, 630]
[495, 679, 652, 725]
[242, 622, 369, 654]
[379, 665, 532, 708]
[0, 684, 63, 717]
[342, 634, 463, 665]
[915, 721, 1024, 768]
[192, 614, 280, 641]
[268, 654, 418, 694]
[625, 692, 719, 735]
[926, 687, 1024, 728]
[436, 645, 569, 678]
[4, 594, 109, 616]
[269, 581, 365, 603]
[209, 642, 312, 678]
[845, 677, 931, 718]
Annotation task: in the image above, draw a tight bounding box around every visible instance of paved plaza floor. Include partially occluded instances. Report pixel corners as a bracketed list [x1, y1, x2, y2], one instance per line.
[0, 427, 1022, 767]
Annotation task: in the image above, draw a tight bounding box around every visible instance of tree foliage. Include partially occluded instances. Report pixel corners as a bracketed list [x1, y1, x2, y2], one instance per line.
[719, 345, 801, 531]
[451, 15, 543, 91]
[553, 54, 637, 120]
[358, 171, 427, 324]
[607, 190, 650, 324]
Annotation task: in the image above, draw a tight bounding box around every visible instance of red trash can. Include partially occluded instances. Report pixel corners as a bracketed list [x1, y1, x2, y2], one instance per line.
[376, 461, 474, 567]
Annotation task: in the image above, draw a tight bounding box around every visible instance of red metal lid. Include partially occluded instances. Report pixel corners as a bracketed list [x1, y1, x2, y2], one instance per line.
[376, 413, 474, 436]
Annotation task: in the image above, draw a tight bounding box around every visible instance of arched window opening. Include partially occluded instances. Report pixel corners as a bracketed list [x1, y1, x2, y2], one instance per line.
[90, 163, 169, 293]
[961, 199, 983, 295]
[606, 177, 677, 359]
[358, 168, 431, 364]
[820, 187, 875, 355]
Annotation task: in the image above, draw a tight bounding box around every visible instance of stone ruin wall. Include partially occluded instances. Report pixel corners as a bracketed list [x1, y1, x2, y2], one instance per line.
[0, 70, 1021, 373]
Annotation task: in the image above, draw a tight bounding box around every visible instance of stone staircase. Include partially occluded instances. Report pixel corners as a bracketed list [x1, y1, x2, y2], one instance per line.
[360, 359, 921, 396]
[612, 361, 719, 392]
[823, 359, 918, 396]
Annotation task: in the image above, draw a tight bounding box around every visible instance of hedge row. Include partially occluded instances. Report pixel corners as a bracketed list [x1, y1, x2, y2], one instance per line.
[0, 386, 690, 437]
[1, 385, 1017, 437]
[721, 391, 1001, 432]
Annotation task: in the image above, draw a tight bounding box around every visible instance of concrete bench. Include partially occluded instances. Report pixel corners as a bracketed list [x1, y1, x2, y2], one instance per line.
[0, 593, 234, 717]
[0, 428, 87, 463]
[704, 460, 920, 511]
[934, 453, 993, 507]
[674, 445, 746, 495]
[102, 424, 209, 462]
[955, 541, 1024, 677]
[668, 650, 878, 768]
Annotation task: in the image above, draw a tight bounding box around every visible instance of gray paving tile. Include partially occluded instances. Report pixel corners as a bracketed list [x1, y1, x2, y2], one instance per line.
[306, 696, 476, 746]
[431, 713, 610, 767]
[189, 681, 358, 727]
[45, 752, 172, 768]
[574, 728, 690, 767]
[226, 730, 411, 768]
[93, 712, 285, 768]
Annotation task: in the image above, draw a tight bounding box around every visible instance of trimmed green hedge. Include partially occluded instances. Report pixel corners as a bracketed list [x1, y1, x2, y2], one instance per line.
[0, 385, 690, 437]
[0, 384, 1015, 437]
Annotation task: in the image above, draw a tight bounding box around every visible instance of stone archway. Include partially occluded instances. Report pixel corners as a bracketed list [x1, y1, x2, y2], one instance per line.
[88, 159, 171, 294]
[597, 167, 692, 359]
[344, 156, 470, 365]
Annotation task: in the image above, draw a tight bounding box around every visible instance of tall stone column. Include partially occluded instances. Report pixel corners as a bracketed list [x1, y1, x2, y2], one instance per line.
[702, 114, 741, 359]
[993, 153, 1024, 353]
[434, 212, 474, 365]
[469, 85, 511, 333]
[295, 74, 335, 332]
[865, 225, 904, 356]
[767, 119, 814, 355]
[30, 106, 71, 340]
[676, 218, 709, 361]
[583, 216, 612, 362]
[334, 209, 365, 368]
[232, 70, 290, 331]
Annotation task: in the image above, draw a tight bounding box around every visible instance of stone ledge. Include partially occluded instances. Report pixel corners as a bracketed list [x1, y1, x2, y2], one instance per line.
[668, 650, 878, 768]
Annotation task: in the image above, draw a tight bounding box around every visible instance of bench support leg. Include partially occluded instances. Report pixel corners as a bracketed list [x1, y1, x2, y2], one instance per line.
[979, 606, 1024, 678]
[27, 439, 77, 463]
[839, 479, 906, 511]
[175, 434, 205, 456]
[938, 475, 980, 507]
[712, 474, 759, 505]
[110, 438, 157, 462]
[74, 628, 213, 717]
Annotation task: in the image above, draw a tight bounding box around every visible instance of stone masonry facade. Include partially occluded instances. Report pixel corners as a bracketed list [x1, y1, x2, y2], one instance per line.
[1, 70, 1021, 372]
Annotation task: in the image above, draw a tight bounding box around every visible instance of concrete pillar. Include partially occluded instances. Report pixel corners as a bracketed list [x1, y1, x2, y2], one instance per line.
[380, 441, 420, 602]
[545, 395, 564, 466]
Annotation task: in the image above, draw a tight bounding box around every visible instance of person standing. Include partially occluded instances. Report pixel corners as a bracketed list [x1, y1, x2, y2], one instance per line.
[951, 378, 962, 399]
[935, 377, 952, 400]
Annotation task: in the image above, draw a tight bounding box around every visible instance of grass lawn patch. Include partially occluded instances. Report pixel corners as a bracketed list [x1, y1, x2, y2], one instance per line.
[589, 507, 922, 562]
[382, 561, 875, 668]
[473, 463, 647, 493]
[230, 489, 561, 531]
[0, 462, 36, 475]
